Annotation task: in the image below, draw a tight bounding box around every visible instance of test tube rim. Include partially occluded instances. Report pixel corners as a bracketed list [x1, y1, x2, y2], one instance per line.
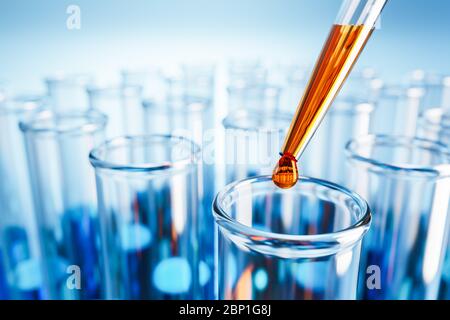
[346, 134, 450, 178]
[19, 109, 107, 137]
[89, 134, 201, 173]
[213, 175, 371, 257]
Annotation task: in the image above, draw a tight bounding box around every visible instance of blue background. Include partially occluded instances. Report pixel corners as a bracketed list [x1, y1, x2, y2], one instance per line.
[1, 0, 449, 92]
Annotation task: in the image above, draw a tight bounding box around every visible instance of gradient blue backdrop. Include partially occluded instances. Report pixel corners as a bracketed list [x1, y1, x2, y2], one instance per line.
[1, 0, 449, 92]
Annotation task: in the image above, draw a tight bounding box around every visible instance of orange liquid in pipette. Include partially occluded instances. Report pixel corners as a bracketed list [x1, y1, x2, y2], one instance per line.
[272, 24, 374, 189]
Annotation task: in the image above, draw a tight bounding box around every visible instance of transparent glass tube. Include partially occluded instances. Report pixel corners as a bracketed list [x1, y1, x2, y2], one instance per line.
[339, 68, 383, 103]
[45, 74, 94, 111]
[370, 86, 425, 137]
[418, 108, 450, 146]
[90, 135, 205, 299]
[0, 95, 45, 299]
[279, 65, 310, 113]
[227, 60, 267, 87]
[213, 175, 371, 300]
[142, 99, 215, 298]
[121, 67, 166, 104]
[20, 110, 107, 299]
[87, 85, 144, 138]
[227, 84, 282, 113]
[222, 109, 291, 184]
[408, 70, 450, 111]
[299, 98, 374, 185]
[417, 109, 450, 300]
[346, 135, 450, 299]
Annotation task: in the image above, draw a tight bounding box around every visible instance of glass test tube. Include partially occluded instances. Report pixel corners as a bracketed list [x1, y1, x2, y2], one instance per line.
[278, 65, 310, 113]
[222, 109, 291, 184]
[339, 68, 383, 103]
[90, 135, 204, 299]
[213, 175, 371, 300]
[227, 84, 282, 113]
[346, 135, 450, 299]
[20, 110, 107, 299]
[121, 67, 166, 104]
[142, 99, 215, 298]
[227, 60, 267, 88]
[45, 74, 94, 111]
[299, 98, 374, 185]
[0, 95, 45, 299]
[408, 70, 450, 111]
[370, 85, 425, 137]
[87, 85, 144, 138]
[418, 109, 450, 300]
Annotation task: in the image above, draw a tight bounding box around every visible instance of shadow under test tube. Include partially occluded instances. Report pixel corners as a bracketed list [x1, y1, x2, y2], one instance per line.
[213, 175, 371, 300]
[20, 110, 107, 299]
[346, 135, 450, 299]
[90, 135, 205, 299]
[418, 109, 450, 300]
[0, 95, 45, 299]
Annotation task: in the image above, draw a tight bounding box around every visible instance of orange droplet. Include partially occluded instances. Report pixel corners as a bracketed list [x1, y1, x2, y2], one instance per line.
[272, 153, 299, 189]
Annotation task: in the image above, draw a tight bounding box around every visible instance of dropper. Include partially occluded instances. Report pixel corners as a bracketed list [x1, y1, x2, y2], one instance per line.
[273, 0, 388, 189]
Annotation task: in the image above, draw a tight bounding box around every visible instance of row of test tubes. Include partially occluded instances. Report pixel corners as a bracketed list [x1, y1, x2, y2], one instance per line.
[0, 62, 449, 300]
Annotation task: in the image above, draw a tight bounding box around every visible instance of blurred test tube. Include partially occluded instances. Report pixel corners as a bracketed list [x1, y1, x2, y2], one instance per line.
[121, 67, 166, 104]
[142, 97, 215, 298]
[45, 74, 94, 111]
[222, 109, 291, 184]
[418, 108, 450, 300]
[87, 85, 144, 138]
[408, 70, 450, 111]
[90, 135, 204, 299]
[299, 98, 374, 185]
[0, 95, 45, 299]
[370, 85, 425, 137]
[227, 83, 282, 113]
[20, 110, 107, 299]
[346, 135, 450, 299]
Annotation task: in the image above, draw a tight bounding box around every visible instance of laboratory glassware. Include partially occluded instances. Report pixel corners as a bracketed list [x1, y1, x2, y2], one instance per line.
[20, 110, 107, 299]
[346, 135, 450, 299]
[90, 135, 205, 299]
[213, 175, 371, 300]
[45, 74, 93, 111]
[274, 0, 387, 188]
[0, 95, 45, 299]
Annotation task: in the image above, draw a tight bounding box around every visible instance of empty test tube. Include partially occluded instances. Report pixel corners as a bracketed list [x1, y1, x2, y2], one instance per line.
[87, 85, 144, 138]
[222, 109, 291, 184]
[0, 95, 45, 299]
[20, 110, 107, 299]
[370, 85, 425, 137]
[90, 135, 205, 299]
[45, 74, 94, 111]
[418, 108, 450, 300]
[142, 98, 215, 298]
[299, 98, 374, 185]
[346, 135, 450, 299]
[213, 175, 371, 300]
